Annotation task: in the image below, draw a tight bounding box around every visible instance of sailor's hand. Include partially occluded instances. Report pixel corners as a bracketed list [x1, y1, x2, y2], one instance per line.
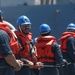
[26, 60, 34, 68]
[36, 62, 44, 68]
[14, 60, 24, 71]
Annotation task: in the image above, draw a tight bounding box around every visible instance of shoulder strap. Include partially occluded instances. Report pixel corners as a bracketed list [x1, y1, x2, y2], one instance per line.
[17, 37, 24, 51]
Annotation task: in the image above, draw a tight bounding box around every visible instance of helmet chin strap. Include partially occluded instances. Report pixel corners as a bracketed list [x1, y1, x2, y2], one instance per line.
[29, 24, 31, 29]
[18, 25, 23, 33]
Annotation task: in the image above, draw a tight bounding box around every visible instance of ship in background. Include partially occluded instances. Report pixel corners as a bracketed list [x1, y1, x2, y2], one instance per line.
[0, 0, 75, 40]
[0, 0, 75, 7]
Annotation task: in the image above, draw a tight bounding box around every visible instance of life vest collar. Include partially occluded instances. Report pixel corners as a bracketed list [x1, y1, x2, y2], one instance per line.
[58, 32, 75, 41]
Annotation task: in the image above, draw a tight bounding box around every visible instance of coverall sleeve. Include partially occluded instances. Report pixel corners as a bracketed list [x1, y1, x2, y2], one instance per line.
[52, 42, 64, 64]
[0, 30, 13, 58]
[66, 36, 75, 62]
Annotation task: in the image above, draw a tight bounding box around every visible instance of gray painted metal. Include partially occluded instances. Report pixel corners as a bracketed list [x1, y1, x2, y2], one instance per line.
[0, 4, 75, 42]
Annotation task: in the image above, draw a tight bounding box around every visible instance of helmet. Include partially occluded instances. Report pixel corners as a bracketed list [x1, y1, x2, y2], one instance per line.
[17, 15, 31, 25]
[33, 37, 38, 44]
[39, 24, 51, 33]
[67, 23, 75, 30]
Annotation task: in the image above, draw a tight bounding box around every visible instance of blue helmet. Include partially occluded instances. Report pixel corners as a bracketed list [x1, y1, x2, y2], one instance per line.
[39, 24, 51, 33]
[67, 23, 75, 30]
[33, 37, 38, 44]
[17, 15, 31, 25]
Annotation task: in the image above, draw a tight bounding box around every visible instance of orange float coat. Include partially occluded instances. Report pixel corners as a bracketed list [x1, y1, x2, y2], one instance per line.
[35, 36, 56, 63]
[15, 31, 37, 62]
[0, 23, 20, 58]
[58, 32, 75, 52]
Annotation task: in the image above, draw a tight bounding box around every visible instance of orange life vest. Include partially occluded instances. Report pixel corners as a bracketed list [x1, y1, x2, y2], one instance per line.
[15, 31, 37, 62]
[58, 32, 75, 52]
[35, 36, 56, 63]
[0, 23, 20, 58]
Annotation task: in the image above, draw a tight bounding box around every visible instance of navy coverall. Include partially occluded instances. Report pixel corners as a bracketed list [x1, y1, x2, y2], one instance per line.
[39, 42, 64, 75]
[59, 36, 75, 75]
[0, 30, 15, 75]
